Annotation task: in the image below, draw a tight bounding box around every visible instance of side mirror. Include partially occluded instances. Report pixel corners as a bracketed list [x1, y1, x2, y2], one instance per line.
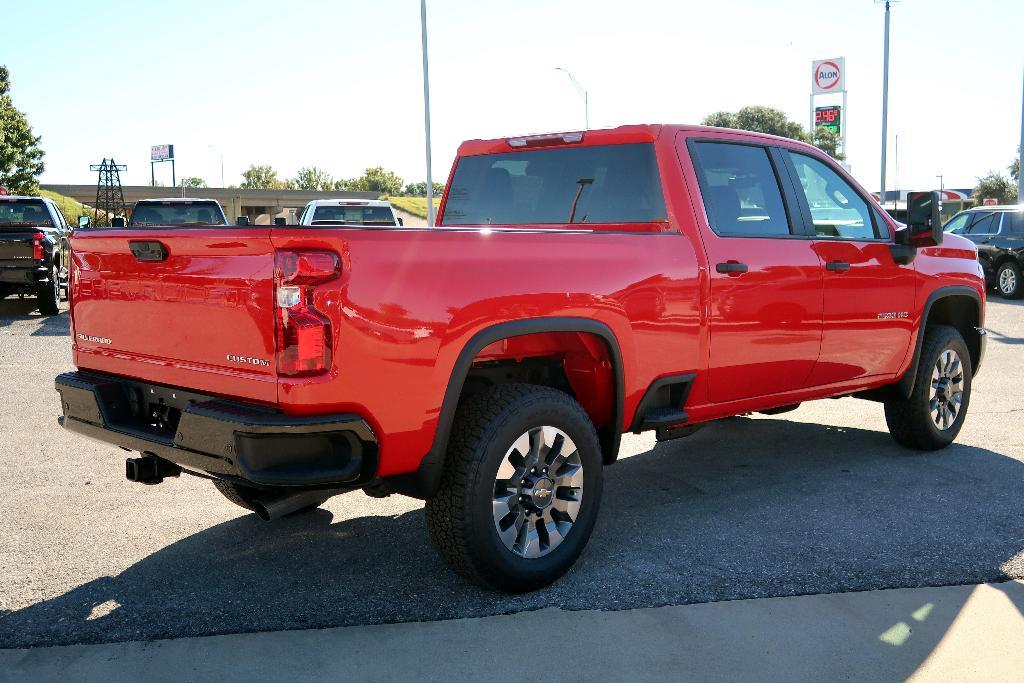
[273, 217, 286, 226]
[906, 191, 943, 247]
[236, 216, 250, 226]
[77, 215, 91, 228]
[397, 216, 404, 226]
[110, 216, 126, 228]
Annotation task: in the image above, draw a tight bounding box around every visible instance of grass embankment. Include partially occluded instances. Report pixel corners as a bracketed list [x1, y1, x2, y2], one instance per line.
[39, 190, 95, 224]
[386, 196, 441, 219]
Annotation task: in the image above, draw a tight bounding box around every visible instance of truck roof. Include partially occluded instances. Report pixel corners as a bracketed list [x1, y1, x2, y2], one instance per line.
[454, 123, 823, 157]
[303, 199, 393, 208]
[135, 198, 222, 204]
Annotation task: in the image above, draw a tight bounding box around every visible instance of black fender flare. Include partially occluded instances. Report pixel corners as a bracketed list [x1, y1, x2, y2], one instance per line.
[385, 317, 625, 499]
[895, 285, 983, 399]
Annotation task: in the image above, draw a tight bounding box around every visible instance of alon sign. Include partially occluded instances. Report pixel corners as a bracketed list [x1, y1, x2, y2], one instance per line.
[812, 57, 845, 94]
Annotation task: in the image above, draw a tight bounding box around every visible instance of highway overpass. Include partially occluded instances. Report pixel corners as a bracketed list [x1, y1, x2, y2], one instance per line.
[41, 185, 380, 223]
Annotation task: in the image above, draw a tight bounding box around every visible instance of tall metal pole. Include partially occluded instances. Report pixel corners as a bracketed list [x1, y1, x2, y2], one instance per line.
[420, 0, 435, 227]
[555, 67, 589, 129]
[880, 0, 891, 207]
[1018, 69, 1023, 203]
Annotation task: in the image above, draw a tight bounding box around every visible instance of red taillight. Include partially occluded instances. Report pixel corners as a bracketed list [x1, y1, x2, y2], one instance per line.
[32, 232, 45, 260]
[275, 250, 340, 376]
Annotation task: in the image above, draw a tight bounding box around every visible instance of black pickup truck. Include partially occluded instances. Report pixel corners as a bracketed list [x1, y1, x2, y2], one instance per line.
[0, 195, 70, 314]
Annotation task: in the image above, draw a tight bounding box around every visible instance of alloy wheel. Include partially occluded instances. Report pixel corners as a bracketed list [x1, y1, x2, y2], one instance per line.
[929, 349, 964, 430]
[491, 426, 584, 559]
[999, 266, 1017, 295]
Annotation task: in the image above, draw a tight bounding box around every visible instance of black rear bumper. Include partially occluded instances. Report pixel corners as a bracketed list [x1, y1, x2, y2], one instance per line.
[0, 262, 48, 285]
[55, 371, 377, 489]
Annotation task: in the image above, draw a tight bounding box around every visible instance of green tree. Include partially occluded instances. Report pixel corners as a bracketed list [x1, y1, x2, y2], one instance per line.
[240, 164, 281, 189]
[344, 167, 404, 196]
[973, 171, 1018, 205]
[293, 166, 334, 191]
[402, 181, 444, 197]
[702, 105, 844, 160]
[1009, 147, 1019, 183]
[180, 177, 207, 188]
[0, 65, 45, 194]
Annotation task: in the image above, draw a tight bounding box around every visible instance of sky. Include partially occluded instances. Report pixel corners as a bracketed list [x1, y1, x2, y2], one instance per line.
[4, 0, 1022, 193]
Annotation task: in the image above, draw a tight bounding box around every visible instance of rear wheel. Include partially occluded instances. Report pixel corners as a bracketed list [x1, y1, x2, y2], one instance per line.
[996, 260, 1022, 298]
[884, 325, 972, 450]
[425, 384, 603, 592]
[37, 263, 60, 315]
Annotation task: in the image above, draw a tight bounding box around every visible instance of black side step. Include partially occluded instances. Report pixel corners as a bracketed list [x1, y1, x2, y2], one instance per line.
[631, 373, 696, 433]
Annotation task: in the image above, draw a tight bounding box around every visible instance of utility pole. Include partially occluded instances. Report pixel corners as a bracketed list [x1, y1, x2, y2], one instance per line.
[1019, 69, 1023, 203]
[936, 174, 944, 193]
[420, 0, 435, 227]
[555, 67, 589, 129]
[878, 1, 894, 207]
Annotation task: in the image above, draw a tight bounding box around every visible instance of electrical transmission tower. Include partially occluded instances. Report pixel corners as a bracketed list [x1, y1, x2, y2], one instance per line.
[90, 159, 127, 226]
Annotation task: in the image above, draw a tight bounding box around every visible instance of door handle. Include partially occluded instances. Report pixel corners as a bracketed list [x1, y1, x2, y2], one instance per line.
[825, 260, 850, 272]
[129, 240, 169, 262]
[715, 261, 748, 275]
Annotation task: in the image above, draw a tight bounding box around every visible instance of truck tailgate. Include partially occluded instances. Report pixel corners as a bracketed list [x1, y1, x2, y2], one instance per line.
[70, 229, 279, 404]
[0, 227, 38, 262]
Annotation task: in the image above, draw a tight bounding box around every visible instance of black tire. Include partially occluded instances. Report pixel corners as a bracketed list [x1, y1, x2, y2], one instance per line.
[995, 260, 1022, 299]
[212, 480, 323, 516]
[425, 384, 604, 593]
[884, 324, 972, 450]
[37, 263, 60, 315]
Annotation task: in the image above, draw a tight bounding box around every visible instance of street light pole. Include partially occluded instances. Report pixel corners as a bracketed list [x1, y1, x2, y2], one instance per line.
[420, 0, 435, 227]
[1018, 69, 1023, 203]
[878, 0, 892, 208]
[555, 67, 589, 129]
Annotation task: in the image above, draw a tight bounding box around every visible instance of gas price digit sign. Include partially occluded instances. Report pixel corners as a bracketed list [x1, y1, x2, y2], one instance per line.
[814, 106, 842, 136]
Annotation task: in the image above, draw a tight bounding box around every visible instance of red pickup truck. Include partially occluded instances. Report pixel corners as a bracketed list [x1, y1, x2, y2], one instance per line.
[56, 125, 986, 592]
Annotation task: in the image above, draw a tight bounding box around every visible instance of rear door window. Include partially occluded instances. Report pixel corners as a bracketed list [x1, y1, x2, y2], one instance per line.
[1006, 212, 1024, 234]
[441, 143, 666, 225]
[690, 142, 792, 236]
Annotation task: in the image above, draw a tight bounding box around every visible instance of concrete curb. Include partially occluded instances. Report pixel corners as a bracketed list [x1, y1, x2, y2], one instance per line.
[3, 581, 1022, 681]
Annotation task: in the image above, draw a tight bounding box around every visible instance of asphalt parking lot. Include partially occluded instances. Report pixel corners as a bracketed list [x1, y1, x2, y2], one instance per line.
[1, 295, 1022, 650]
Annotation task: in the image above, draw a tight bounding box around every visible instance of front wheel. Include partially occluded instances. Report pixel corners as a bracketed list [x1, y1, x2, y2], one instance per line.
[884, 324, 972, 450]
[996, 261, 1022, 299]
[425, 384, 604, 592]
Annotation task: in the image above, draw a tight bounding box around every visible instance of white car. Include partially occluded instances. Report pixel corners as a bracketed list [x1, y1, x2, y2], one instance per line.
[297, 199, 402, 227]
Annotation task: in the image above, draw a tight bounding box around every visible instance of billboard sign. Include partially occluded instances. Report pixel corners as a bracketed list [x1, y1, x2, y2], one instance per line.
[812, 58, 845, 94]
[983, 197, 999, 206]
[150, 144, 174, 161]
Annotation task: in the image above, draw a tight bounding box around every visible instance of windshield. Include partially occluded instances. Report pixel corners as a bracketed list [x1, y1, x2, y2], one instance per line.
[0, 200, 53, 227]
[128, 202, 226, 226]
[441, 143, 666, 226]
[311, 205, 396, 225]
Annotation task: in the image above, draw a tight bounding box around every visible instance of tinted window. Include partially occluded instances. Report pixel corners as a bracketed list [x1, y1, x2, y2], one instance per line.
[965, 212, 998, 235]
[0, 199, 53, 227]
[1004, 212, 1024, 234]
[691, 142, 791, 236]
[788, 152, 878, 239]
[442, 143, 666, 226]
[943, 213, 970, 234]
[311, 205, 396, 225]
[129, 202, 226, 226]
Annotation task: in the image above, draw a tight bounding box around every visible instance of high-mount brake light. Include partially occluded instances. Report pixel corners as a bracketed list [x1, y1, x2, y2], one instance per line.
[507, 132, 585, 148]
[274, 250, 341, 376]
[32, 232, 45, 260]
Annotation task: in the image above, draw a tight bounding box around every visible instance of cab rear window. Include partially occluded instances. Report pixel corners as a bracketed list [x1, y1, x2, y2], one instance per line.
[0, 199, 53, 227]
[128, 202, 226, 227]
[441, 143, 666, 226]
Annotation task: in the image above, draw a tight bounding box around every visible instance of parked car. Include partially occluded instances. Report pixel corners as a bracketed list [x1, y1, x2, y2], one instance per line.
[0, 195, 70, 314]
[56, 124, 986, 592]
[127, 198, 229, 227]
[943, 205, 1024, 298]
[298, 199, 401, 226]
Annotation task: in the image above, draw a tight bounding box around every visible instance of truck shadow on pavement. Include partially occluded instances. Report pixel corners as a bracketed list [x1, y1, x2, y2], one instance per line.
[0, 299, 69, 336]
[2, 416, 1023, 678]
